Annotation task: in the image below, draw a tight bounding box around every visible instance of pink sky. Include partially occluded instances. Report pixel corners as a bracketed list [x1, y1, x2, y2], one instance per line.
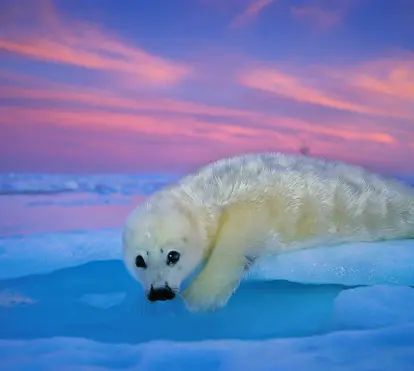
[1, 0, 414, 174]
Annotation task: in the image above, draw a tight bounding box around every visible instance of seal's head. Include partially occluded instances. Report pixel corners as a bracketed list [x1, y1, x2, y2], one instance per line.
[122, 194, 207, 302]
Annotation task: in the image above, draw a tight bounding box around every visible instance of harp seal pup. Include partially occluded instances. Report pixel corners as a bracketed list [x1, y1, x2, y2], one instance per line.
[122, 152, 414, 312]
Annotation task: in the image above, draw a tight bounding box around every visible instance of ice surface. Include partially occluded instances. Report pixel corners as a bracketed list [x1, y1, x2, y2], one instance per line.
[0, 312, 413, 371]
[1, 259, 414, 344]
[332, 285, 414, 330]
[1, 254, 414, 364]
[1, 173, 414, 370]
[0, 261, 343, 342]
[77, 292, 127, 309]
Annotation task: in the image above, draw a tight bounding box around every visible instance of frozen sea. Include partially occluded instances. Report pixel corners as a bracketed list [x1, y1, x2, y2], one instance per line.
[1, 172, 414, 371]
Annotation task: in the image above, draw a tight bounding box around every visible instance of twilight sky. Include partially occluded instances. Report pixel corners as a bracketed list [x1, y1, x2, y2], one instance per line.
[1, 0, 413, 174]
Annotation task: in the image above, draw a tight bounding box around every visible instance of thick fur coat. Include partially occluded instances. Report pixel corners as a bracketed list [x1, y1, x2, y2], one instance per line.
[123, 153, 414, 311]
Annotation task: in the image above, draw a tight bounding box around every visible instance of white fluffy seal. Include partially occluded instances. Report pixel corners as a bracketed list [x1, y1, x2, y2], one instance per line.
[122, 152, 414, 312]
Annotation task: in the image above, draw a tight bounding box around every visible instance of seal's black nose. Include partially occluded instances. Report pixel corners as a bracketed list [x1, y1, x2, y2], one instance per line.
[147, 285, 176, 302]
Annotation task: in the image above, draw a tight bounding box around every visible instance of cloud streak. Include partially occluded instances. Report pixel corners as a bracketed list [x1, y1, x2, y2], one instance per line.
[0, 72, 396, 146]
[0, 0, 191, 87]
[237, 53, 414, 120]
[230, 0, 275, 28]
[290, 0, 357, 30]
[225, 0, 357, 30]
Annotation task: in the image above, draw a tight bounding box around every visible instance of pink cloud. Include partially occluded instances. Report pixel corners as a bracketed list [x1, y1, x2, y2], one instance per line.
[290, 0, 358, 30]
[229, 0, 275, 28]
[1, 88, 409, 173]
[291, 6, 341, 30]
[347, 55, 414, 101]
[1, 105, 407, 173]
[212, 0, 357, 30]
[0, 73, 396, 146]
[0, 0, 191, 87]
[1, 0, 412, 177]
[0, 104, 293, 148]
[237, 52, 414, 120]
[238, 67, 382, 116]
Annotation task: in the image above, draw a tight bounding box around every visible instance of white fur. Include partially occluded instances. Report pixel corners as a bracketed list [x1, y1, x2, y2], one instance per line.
[122, 152, 414, 312]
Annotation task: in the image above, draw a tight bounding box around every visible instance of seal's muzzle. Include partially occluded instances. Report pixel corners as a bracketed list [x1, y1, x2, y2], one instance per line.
[147, 285, 176, 302]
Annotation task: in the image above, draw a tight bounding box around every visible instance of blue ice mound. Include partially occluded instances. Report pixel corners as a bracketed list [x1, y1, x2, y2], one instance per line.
[1, 259, 413, 344]
[249, 239, 414, 286]
[0, 260, 345, 342]
[332, 285, 414, 330]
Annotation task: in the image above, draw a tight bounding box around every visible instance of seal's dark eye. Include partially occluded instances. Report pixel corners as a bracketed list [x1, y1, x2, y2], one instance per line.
[167, 251, 180, 266]
[135, 255, 147, 269]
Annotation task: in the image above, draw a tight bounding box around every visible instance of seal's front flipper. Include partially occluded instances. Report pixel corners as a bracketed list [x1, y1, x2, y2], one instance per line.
[182, 251, 248, 312]
[182, 204, 263, 312]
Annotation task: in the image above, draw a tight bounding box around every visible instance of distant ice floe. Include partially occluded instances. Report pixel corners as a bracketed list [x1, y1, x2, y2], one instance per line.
[0, 172, 413, 197]
[0, 173, 177, 196]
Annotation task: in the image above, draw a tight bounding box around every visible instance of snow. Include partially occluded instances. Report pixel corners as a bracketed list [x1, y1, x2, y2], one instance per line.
[332, 286, 414, 330]
[0, 173, 414, 370]
[1, 322, 414, 371]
